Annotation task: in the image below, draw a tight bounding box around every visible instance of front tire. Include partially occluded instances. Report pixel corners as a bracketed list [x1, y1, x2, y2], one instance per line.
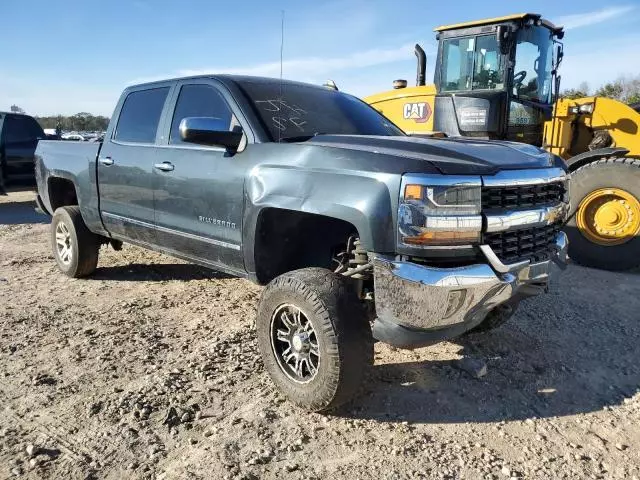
[566, 157, 640, 270]
[256, 268, 373, 412]
[51, 206, 101, 277]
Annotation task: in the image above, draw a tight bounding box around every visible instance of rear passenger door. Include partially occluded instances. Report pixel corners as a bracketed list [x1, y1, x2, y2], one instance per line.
[151, 79, 246, 273]
[98, 84, 173, 244]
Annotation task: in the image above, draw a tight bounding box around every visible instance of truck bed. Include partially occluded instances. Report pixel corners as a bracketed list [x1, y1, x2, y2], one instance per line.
[34, 140, 103, 231]
[35, 140, 102, 176]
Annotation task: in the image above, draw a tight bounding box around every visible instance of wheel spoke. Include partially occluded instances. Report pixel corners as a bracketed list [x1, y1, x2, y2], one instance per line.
[276, 329, 290, 343]
[306, 358, 317, 376]
[294, 357, 303, 377]
[283, 348, 296, 364]
[281, 311, 295, 330]
[293, 307, 302, 327]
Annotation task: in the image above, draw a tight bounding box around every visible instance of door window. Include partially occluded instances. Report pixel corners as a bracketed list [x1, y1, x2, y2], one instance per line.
[440, 35, 504, 92]
[513, 26, 554, 103]
[114, 87, 170, 143]
[170, 84, 234, 145]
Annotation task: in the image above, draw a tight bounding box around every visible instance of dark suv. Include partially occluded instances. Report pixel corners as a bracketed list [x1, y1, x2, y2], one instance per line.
[0, 112, 45, 190]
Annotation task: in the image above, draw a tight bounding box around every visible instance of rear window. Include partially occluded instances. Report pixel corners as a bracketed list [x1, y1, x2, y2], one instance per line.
[114, 87, 170, 143]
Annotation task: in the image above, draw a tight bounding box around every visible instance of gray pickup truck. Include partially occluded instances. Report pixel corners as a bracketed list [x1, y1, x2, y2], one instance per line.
[35, 75, 569, 411]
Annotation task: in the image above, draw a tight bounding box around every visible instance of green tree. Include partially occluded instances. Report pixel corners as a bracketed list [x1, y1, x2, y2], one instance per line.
[562, 88, 589, 100]
[35, 113, 109, 132]
[595, 81, 624, 100]
[562, 81, 590, 100]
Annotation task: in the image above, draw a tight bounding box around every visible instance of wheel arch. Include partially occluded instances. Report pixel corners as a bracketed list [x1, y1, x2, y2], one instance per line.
[250, 207, 361, 285]
[566, 147, 629, 172]
[48, 176, 79, 211]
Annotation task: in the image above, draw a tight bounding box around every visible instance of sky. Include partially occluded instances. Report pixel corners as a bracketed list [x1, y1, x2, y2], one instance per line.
[1, 0, 639, 116]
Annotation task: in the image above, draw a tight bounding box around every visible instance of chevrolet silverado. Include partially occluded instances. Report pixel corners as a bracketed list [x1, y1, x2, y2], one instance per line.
[34, 75, 569, 411]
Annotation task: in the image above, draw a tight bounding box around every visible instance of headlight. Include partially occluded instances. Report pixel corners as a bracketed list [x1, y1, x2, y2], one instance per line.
[579, 103, 594, 114]
[398, 175, 482, 247]
[569, 103, 594, 115]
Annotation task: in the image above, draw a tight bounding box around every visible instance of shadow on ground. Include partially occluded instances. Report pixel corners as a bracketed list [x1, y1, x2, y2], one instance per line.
[0, 200, 48, 225]
[90, 262, 232, 282]
[340, 265, 640, 424]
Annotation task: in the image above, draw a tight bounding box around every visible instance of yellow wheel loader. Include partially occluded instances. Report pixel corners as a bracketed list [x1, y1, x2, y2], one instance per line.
[364, 13, 640, 271]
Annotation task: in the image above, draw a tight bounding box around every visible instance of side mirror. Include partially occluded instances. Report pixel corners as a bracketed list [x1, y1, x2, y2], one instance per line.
[555, 44, 564, 68]
[496, 25, 511, 55]
[179, 117, 243, 151]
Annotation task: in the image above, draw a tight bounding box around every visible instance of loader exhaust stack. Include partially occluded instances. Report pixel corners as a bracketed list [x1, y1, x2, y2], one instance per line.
[415, 44, 426, 86]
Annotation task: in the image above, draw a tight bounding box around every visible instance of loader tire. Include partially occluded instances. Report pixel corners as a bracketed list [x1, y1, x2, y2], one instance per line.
[566, 157, 640, 270]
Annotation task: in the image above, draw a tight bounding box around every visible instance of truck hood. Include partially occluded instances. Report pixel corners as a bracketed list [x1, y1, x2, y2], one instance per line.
[304, 135, 557, 175]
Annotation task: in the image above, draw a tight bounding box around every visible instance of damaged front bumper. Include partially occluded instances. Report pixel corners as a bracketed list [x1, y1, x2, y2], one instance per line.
[371, 232, 568, 348]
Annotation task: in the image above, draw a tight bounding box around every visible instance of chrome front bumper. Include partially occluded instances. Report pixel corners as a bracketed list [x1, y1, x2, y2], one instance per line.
[371, 232, 568, 348]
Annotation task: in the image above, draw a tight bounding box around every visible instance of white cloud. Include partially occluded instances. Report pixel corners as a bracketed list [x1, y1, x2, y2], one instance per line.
[0, 73, 118, 116]
[178, 43, 424, 80]
[556, 5, 635, 30]
[128, 42, 428, 99]
[560, 34, 640, 90]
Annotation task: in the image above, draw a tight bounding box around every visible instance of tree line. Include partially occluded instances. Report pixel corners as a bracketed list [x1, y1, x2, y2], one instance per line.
[562, 76, 640, 105]
[34, 112, 110, 132]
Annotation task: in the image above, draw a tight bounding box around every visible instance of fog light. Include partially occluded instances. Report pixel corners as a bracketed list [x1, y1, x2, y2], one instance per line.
[444, 289, 467, 319]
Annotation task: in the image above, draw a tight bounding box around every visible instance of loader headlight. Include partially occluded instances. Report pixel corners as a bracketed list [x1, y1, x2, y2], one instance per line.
[398, 175, 482, 247]
[569, 103, 594, 115]
[579, 103, 594, 114]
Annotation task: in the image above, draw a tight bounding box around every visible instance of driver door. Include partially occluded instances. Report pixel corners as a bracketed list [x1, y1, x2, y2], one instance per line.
[151, 80, 246, 273]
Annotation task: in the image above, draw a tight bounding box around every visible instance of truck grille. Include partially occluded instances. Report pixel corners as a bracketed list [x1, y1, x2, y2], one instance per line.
[482, 182, 565, 210]
[483, 224, 561, 265]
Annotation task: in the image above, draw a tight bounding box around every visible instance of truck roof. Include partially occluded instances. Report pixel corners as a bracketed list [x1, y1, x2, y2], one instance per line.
[127, 74, 333, 93]
[434, 13, 563, 34]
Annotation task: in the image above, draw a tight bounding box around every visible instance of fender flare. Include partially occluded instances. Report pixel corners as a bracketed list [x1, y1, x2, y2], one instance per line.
[566, 147, 630, 172]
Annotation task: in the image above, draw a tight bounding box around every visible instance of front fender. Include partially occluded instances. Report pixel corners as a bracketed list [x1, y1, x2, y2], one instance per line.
[566, 147, 629, 171]
[242, 164, 400, 274]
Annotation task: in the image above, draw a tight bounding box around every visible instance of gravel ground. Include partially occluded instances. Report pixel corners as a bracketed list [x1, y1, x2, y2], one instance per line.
[1, 190, 639, 480]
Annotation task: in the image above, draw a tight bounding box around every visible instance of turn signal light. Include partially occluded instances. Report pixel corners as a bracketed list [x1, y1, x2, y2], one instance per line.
[405, 184, 423, 200]
[402, 230, 480, 245]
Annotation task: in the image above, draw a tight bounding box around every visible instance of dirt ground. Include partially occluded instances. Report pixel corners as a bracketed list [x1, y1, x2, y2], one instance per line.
[1, 190, 639, 480]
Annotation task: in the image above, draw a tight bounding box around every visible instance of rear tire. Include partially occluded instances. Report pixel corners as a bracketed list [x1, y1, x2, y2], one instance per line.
[566, 157, 640, 271]
[256, 268, 373, 412]
[51, 206, 101, 277]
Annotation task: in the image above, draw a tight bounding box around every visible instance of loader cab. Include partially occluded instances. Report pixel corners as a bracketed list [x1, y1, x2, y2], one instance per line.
[433, 13, 563, 145]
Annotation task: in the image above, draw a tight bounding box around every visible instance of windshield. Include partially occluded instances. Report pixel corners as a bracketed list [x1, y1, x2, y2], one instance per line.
[513, 26, 554, 103]
[236, 80, 404, 141]
[440, 35, 505, 92]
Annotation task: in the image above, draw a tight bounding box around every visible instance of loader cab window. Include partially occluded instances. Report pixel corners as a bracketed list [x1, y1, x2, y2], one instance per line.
[513, 26, 554, 104]
[440, 35, 504, 92]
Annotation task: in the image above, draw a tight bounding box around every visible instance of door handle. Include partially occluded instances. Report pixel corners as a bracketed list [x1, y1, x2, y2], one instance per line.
[154, 162, 174, 172]
[99, 156, 114, 166]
